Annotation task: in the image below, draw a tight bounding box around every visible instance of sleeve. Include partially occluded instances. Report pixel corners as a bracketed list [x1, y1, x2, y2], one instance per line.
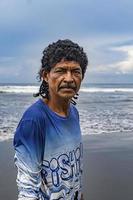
[13, 119, 45, 200]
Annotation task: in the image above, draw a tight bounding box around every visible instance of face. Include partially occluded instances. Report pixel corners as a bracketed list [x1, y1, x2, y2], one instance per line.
[43, 60, 82, 101]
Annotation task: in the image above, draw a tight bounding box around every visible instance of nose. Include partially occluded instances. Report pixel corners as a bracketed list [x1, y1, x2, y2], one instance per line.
[64, 71, 74, 83]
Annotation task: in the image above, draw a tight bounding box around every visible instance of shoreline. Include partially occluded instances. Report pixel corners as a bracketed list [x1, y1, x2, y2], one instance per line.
[1, 133, 133, 200]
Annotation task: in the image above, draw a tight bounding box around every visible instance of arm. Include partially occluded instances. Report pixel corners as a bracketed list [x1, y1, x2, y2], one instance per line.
[14, 119, 44, 200]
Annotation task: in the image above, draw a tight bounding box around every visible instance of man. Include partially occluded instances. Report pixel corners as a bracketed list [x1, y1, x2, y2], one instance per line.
[14, 39, 88, 200]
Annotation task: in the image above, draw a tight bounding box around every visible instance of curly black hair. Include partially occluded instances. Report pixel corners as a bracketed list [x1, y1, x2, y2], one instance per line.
[34, 39, 88, 104]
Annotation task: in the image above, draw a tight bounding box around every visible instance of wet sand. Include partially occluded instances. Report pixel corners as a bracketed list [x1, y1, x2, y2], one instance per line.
[1, 133, 133, 200]
[0, 139, 17, 200]
[83, 133, 133, 200]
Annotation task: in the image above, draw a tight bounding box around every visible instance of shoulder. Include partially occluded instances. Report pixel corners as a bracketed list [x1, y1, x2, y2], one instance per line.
[70, 103, 79, 113]
[70, 104, 79, 119]
[14, 99, 46, 142]
[21, 99, 46, 123]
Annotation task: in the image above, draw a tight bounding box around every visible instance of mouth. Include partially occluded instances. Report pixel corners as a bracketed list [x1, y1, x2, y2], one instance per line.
[58, 87, 77, 93]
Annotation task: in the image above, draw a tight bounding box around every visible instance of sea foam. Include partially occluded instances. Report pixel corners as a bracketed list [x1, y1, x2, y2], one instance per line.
[1, 85, 133, 94]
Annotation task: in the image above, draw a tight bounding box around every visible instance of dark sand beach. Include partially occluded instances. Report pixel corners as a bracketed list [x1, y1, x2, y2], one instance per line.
[1, 133, 133, 200]
[0, 140, 17, 200]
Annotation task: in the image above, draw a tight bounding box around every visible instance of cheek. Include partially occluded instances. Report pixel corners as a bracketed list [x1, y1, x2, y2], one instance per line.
[48, 78, 61, 89]
[75, 77, 82, 85]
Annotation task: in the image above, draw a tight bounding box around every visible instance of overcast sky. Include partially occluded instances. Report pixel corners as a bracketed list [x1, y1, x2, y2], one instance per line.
[0, 0, 133, 84]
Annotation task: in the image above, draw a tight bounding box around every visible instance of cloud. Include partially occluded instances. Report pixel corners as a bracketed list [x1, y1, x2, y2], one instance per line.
[0, 54, 39, 83]
[0, 0, 133, 83]
[85, 39, 133, 75]
[111, 46, 133, 73]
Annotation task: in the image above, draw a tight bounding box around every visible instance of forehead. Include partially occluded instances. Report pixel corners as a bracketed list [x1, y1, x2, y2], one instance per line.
[53, 60, 81, 69]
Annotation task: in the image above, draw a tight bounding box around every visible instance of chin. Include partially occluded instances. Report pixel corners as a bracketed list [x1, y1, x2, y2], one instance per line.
[57, 89, 77, 100]
[60, 93, 75, 100]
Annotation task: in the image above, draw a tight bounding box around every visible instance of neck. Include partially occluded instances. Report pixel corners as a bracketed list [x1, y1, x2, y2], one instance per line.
[43, 97, 71, 117]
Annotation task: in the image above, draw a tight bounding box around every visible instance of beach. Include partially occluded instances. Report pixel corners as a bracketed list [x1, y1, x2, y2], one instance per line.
[83, 133, 133, 200]
[1, 133, 133, 200]
[1, 84, 133, 199]
[0, 139, 17, 200]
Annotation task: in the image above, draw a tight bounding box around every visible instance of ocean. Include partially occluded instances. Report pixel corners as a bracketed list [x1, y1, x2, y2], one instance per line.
[0, 83, 133, 141]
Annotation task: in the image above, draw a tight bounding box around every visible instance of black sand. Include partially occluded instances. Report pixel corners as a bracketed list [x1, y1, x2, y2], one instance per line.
[0, 139, 17, 200]
[1, 133, 133, 200]
[83, 133, 133, 200]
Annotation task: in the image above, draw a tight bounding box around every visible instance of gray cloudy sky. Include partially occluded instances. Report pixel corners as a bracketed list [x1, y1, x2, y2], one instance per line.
[0, 0, 133, 83]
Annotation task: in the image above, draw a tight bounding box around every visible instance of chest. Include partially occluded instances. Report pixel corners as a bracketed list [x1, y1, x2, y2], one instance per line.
[43, 116, 82, 160]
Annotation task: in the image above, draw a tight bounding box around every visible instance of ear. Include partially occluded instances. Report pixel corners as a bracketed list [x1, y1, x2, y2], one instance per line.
[42, 70, 49, 82]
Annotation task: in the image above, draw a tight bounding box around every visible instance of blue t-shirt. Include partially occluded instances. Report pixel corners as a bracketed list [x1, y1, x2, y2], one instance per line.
[14, 99, 83, 200]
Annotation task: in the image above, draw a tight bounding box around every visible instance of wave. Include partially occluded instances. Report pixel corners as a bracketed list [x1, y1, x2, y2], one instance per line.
[1, 85, 133, 94]
[80, 87, 133, 93]
[0, 85, 39, 93]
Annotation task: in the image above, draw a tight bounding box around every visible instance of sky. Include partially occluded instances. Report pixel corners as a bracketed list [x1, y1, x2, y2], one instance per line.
[0, 0, 133, 84]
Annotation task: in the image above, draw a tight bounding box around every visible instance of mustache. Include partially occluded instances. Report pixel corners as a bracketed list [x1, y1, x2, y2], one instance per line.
[59, 84, 77, 90]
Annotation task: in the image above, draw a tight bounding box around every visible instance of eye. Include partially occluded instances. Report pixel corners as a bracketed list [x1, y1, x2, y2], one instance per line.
[73, 69, 82, 75]
[75, 70, 81, 73]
